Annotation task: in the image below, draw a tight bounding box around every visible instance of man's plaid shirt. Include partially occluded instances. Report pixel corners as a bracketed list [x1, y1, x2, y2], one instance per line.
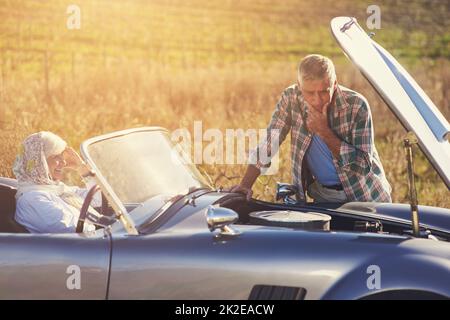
[250, 84, 392, 202]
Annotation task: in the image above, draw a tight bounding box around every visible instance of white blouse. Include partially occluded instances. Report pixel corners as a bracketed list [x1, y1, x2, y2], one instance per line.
[15, 178, 101, 233]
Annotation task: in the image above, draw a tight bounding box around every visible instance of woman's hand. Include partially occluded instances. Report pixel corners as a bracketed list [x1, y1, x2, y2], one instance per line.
[63, 147, 91, 177]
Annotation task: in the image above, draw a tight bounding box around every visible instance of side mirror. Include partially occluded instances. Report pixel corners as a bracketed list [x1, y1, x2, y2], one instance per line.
[205, 206, 241, 237]
[276, 182, 298, 205]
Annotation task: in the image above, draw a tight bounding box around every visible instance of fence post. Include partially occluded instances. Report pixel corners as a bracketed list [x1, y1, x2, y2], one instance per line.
[102, 47, 107, 69]
[71, 51, 75, 83]
[44, 49, 50, 103]
[0, 48, 5, 101]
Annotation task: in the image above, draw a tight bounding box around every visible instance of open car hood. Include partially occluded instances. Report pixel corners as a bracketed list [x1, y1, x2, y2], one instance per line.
[331, 17, 450, 189]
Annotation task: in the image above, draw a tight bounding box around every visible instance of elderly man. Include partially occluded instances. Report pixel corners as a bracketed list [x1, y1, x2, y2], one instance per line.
[231, 54, 392, 203]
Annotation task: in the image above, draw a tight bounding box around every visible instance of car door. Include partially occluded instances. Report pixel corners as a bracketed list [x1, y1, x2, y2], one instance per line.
[0, 230, 111, 299]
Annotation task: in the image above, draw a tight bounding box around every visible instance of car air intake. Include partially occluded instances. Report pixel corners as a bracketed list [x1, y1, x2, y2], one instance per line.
[249, 210, 331, 231]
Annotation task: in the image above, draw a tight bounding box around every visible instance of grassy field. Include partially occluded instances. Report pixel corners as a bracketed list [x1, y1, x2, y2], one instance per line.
[0, 0, 449, 206]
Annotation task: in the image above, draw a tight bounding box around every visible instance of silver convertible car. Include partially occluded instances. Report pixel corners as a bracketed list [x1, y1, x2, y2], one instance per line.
[0, 17, 449, 300]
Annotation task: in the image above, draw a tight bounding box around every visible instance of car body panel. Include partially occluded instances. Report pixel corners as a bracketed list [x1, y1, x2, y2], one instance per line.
[107, 191, 450, 299]
[0, 177, 17, 188]
[108, 217, 450, 300]
[0, 232, 111, 299]
[331, 16, 450, 189]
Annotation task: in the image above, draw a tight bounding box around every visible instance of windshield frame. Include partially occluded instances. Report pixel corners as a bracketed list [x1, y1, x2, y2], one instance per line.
[81, 127, 173, 234]
[80, 126, 213, 235]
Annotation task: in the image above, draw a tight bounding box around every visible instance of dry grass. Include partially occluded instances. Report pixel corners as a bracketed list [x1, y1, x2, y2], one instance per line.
[1, 59, 449, 206]
[0, 0, 449, 207]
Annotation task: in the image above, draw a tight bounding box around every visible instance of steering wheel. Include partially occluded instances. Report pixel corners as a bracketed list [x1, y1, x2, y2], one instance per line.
[76, 184, 101, 233]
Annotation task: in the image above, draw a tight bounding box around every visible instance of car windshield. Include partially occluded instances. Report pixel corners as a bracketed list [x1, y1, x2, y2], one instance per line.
[85, 129, 209, 211]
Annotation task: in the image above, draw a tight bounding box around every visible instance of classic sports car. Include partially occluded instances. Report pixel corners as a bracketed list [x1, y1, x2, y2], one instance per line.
[0, 17, 449, 300]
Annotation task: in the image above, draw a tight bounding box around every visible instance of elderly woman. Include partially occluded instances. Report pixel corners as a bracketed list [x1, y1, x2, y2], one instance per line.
[13, 131, 100, 233]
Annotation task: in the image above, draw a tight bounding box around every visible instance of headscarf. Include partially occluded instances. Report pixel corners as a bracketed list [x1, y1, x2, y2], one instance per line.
[13, 131, 67, 188]
[13, 132, 88, 211]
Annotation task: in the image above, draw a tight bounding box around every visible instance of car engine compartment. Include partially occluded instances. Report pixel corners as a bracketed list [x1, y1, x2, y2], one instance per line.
[216, 193, 449, 241]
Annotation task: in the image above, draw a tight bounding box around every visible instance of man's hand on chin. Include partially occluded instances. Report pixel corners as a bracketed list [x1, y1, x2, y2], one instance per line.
[306, 102, 342, 158]
[306, 102, 330, 136]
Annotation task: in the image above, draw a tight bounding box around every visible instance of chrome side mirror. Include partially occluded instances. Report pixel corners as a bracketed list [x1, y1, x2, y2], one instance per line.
[276, 182, 298, 205]
[205, 206, 241, 237]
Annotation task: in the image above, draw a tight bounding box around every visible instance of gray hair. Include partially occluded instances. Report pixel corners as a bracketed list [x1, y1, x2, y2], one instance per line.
[298, 54, 336, 85]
